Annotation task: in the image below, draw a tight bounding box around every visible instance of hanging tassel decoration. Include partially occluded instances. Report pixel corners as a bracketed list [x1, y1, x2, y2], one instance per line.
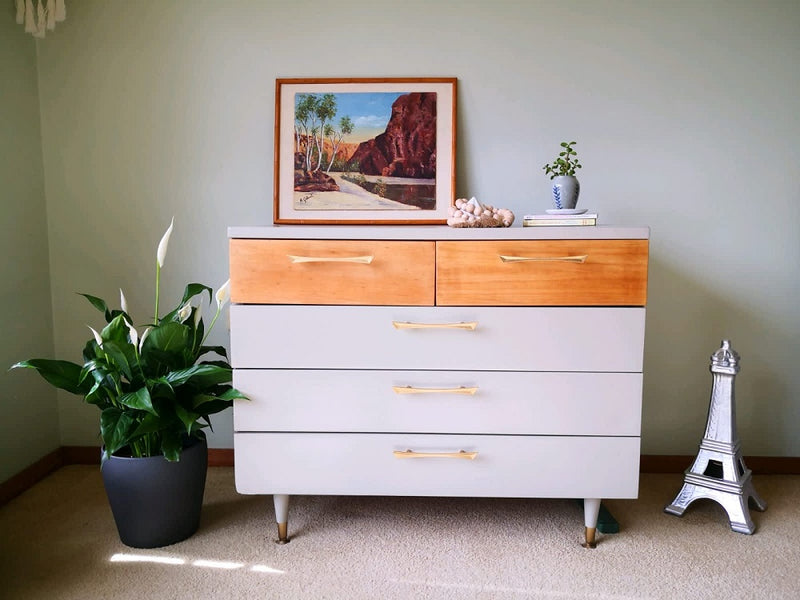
[34, 0, 47, 38]
[46, 0, 56, 30]
[24, 0, 37, 33]
[18, 0, 65, 38]
[55, 0, 66, 22]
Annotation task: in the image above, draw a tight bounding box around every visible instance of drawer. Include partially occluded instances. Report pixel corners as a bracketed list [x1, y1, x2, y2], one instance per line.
[233, 370, 642, 436]
[436, 240, 648, 306]
[230, 305, 646, 372]
[230, 239, 435, 305]
[234, 433, 641, 498]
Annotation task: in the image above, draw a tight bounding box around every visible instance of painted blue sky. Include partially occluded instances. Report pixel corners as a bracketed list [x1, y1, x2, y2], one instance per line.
[296, 92, 406, 143]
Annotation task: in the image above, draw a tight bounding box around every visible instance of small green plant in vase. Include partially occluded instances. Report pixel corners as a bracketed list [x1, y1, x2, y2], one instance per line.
[542, 141, 582, 210]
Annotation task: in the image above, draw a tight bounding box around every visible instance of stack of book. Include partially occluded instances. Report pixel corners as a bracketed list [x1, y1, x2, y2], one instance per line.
[522, 212, 598, 227]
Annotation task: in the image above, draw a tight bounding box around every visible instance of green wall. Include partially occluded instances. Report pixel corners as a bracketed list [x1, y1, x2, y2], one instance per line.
[0, 4, 59, 482]
[3, 1, 798, 481]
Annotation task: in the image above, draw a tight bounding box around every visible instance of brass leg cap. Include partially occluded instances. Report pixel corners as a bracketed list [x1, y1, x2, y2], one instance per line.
[275, 522, 290, 545]
[581, 526, 597, 549]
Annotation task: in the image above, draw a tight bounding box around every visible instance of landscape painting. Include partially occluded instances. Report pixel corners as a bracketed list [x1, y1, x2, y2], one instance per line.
[274, 78, 456, 225]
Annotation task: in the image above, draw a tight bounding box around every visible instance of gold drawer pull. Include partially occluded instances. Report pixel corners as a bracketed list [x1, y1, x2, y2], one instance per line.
[498, 254, 588, 263]
[287, 254, 374, 264]
[392, 385, 478, 395]
[392, 321, 478, 330]
[393, 449, 478, 460]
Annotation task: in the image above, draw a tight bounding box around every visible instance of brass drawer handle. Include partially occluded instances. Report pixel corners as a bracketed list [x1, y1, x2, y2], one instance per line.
[392, 321, 478, 330]
[287, 254, 374, 264]
[393, 449, 478, 460]
[498, 254, 588, 263]
[392, 385, 478, 395]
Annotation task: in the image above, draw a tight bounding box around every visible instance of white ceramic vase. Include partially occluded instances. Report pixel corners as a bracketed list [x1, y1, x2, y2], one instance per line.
[551, 175, 580, 210]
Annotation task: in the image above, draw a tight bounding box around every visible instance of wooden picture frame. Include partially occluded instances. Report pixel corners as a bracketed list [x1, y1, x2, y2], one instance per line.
[273, 77, 457, 225]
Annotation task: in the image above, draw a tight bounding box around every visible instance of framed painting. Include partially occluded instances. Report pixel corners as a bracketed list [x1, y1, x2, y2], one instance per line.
[273, 77, 457, 225]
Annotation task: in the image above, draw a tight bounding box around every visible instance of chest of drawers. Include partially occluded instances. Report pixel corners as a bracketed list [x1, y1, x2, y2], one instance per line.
[229, 225, 649, 547]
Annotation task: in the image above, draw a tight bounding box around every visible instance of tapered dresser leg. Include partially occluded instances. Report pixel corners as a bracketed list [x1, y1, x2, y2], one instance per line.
[273, 494, 290, 544]
[582, 498, 601, 548]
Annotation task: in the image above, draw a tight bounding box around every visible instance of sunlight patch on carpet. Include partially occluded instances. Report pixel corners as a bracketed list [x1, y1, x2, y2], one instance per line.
[110, 553, 185, 565]
[193, 559, 244, 570]
[109, 553, 284, 574]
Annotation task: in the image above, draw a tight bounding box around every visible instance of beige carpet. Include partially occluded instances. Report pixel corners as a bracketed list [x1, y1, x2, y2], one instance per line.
[1, 467, 798, 599]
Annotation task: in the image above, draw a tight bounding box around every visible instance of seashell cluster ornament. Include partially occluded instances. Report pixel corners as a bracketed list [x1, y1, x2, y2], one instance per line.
[447, 197, 515, 228]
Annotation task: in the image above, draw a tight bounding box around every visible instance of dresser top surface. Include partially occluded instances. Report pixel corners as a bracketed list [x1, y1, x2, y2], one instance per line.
[228, 225, 650, 240]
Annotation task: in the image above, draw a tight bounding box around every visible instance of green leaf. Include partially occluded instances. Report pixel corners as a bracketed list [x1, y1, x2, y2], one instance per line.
[80, 360, 117, 405]
[166, 363, 232, 388]
[101, 315, 130, 344]
[107, 308, 131, 323]
[141, 322, 191, 372]
[160, 430, 182, 462]
[201, 359, 232, 369]
[119, 387, 156, 415]
[194, 398, 235, 416]
[85, 380, 112, 408]
[197, 345, 227, 360]
[131, 413, 163, 438]
[191, 387, 245, 411]
[145, 322, 190, 354]
[180, 283, 213, 306]
[11, 359, 90, 395]
[100, 407, 137, 456]
[81, 363, 98, 383]
[146, 375, 175, 396]
[191, 393, 219, 409]
[79, 293, 111, 321]
[160, 284, 213, 323]
[193, 388, 247, 409]
[219, 387, 248, 401]
[174, 403, 198, 434]
[81, 338, 101, 363]
[100, 340, 136, 381]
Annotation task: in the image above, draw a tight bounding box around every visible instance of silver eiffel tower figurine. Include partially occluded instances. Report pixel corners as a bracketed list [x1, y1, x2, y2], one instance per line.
[664, 340, 767, 533]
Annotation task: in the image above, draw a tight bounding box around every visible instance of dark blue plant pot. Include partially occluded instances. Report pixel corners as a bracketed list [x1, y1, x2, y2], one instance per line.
[101, 436, 208, 548]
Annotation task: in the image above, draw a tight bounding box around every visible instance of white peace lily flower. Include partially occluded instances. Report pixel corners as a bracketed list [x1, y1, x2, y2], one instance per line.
[88, 326, 103, 347]
[124, 319, 138, 348]
[138, 326, 151, 352]
[156, 217, 174, 268]
[119, 288, 128, 314]
[193, 305, 202, 328]
[178, 303, 192, 323]
[215, 279, 231, 310]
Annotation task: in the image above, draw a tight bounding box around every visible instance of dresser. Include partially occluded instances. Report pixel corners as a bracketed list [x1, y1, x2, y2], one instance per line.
[229, 225, 649, 547]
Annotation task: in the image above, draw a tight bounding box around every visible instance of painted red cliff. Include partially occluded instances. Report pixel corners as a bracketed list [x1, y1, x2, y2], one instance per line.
[347, 92, 437, 179]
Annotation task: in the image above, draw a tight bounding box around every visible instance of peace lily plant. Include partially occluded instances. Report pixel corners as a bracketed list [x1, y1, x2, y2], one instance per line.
[12, 218, 245, 461]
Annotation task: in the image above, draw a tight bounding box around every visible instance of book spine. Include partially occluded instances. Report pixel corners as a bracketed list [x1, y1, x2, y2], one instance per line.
[523, 218, 597, 226]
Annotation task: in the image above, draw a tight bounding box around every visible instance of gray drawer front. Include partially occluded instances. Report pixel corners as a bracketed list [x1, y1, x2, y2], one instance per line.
[230, 305, 646, 372]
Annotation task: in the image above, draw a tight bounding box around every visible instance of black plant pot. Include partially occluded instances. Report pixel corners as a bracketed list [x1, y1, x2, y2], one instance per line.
[101, 436, 208, 548]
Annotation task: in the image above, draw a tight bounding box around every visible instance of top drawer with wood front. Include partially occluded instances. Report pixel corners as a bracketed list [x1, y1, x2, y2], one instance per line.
[436, 240, 648, 306]
[230, 239, 435, 305]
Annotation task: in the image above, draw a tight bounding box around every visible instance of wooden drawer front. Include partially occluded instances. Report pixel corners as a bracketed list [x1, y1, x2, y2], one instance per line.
[230, 305, 646, 372]
[436, 240, 648, 306]
[230, 239, 435, 305]
[234, 433, 640, 498]
[234, 370, 642, 436]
